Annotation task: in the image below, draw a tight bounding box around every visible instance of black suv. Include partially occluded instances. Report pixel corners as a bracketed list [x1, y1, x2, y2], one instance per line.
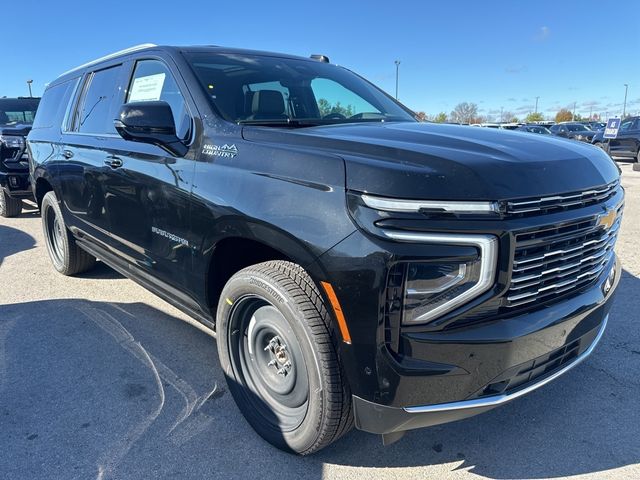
[0, 97, 40, 216]
[549, 122, 597, 142]
[27, 45, 623, 454]
[592, 116, 640, 162]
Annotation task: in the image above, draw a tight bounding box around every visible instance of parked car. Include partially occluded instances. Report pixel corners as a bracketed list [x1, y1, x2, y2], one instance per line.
[591, 116, 640, 162]
[549, 122, 596, 142]
[0, 97, 40, 217]
[582, 121, 605, 131]
[516, 124, 552, 134]
[28, 44, 623, 454]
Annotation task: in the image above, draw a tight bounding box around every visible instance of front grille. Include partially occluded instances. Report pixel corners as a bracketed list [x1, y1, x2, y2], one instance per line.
[506, 180, 619, 216]
[506, 204, 622, 307]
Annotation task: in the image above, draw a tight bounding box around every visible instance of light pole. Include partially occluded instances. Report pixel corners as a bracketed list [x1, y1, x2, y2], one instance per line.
[26, 79, 33, 97]
[394, 60, 401, 100]
[534, 96, 539, 114]
[623, 84, 628, 118]
[572, 101, 576, 121]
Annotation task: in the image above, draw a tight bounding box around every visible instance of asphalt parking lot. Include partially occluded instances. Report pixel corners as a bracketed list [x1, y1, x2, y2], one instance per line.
[1, 162, 639, 480]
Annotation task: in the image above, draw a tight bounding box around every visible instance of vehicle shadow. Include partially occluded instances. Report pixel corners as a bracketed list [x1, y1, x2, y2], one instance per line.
[0, 270, 638, 479]
[0, 224, 36, 267]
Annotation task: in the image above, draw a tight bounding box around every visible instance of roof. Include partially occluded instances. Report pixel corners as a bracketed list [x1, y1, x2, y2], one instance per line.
[55, 43, 320, 83]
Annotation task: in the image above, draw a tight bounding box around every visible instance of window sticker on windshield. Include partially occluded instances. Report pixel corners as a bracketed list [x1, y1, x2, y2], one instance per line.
[129, 73, 166, 102]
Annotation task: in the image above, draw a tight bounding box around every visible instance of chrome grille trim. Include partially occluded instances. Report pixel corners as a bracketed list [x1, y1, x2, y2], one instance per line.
[506, 208, 621, 307]
[506, 181, 619, 215]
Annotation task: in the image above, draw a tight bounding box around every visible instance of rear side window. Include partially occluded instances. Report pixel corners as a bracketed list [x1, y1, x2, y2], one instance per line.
[32, 78, 77, 130]
[126, 60, 191, 140]
[75, 65, 122, 134]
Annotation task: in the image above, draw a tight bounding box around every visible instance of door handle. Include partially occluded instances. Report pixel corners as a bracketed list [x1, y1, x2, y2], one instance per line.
[104, 156, 124, 169]
[63, 150, 74, 159]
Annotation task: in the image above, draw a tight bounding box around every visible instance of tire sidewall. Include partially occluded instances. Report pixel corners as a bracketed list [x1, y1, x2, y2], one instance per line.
[41, 191, 70, 273]
[217, 269, 326, 453]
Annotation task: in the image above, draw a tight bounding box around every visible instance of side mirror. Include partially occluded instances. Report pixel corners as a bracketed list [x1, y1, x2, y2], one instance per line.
[114, 101, 188, 157]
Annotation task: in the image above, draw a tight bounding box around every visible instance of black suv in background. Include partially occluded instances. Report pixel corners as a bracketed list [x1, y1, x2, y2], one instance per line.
[592, 116, 640, 162]
[0, 97, 40, 216]
[27, 45, 623, 454]
[549, 122, 597, 142]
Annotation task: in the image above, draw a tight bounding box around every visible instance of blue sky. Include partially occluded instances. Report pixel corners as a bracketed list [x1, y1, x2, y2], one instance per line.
[3, 0, 639, 120]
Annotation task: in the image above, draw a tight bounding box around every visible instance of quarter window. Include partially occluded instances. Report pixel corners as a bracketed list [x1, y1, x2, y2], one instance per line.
[75, 65, 122, 134]
[126, 60, 191, 140]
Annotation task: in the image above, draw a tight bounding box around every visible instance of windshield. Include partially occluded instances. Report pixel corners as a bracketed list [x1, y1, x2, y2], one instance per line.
[566, 124, 590, 132]
[0, 98, 40, 125]
[528, 126, 551, 134]
[184, 52, 417, 127]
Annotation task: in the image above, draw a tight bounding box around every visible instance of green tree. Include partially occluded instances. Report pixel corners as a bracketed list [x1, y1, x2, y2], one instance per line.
[555, 109, 573, 123]
[525, 112, 544, 122]
[317, 99, 355, 118]
[433, 112, 448, 123]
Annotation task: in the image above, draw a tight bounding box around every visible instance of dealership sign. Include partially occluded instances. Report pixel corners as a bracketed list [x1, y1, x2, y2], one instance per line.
[604, 118, 621, 139]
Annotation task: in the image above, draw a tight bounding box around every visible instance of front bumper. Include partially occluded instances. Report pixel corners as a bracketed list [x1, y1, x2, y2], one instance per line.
[0, 167, 31, 198]
[351, 257, 620, 435]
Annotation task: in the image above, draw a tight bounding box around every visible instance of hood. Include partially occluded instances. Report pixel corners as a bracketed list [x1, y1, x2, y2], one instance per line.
[0, 124, 32, 137]
[242, 122, 619, 201]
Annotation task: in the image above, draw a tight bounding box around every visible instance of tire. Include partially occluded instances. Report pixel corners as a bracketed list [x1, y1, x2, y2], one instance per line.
[0, 189, 23, 217]
[41, 191, 96, 275]
[217, 261, 353, 455]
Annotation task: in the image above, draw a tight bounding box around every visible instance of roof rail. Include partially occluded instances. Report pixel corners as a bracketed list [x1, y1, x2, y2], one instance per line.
[57, 43, 157, 78]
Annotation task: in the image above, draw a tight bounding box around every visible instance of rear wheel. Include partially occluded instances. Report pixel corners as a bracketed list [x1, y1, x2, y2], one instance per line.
[0, 189, 23, 217]
[41, 191, 96, 275]
[217, 261, 353, 455]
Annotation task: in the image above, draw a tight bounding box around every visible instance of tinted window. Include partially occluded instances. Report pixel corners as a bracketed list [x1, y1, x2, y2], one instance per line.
[32, 79, 77, 130]
[620, 120, 633, 131]
[75, 65, 122, 134]
[0, 98, 40, 125]
[126, 60, 191, 140]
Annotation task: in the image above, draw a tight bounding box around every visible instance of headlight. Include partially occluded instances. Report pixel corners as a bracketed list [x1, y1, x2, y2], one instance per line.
[0, 135, 25, 149]
[361, 194, 499, 214]
[382, 231, 498, 325]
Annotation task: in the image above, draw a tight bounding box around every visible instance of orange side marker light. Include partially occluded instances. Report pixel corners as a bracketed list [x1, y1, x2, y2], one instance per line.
[320, 281, 352, 344]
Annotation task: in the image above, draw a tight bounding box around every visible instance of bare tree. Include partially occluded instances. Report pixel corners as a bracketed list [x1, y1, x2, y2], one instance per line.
[450, 102, 479, 124]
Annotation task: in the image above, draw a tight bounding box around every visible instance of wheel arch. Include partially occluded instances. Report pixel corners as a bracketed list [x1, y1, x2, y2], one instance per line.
[203, 221, 323, 314]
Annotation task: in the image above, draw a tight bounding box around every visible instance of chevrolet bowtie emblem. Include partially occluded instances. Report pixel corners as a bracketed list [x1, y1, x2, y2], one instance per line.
[597, 209, 617, 231]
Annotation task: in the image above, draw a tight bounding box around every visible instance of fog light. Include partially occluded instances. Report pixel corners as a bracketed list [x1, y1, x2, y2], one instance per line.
[9, 176, 19, 188]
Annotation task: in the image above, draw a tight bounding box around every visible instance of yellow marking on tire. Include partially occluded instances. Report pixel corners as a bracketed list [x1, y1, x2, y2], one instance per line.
[225, 298, 233, 306]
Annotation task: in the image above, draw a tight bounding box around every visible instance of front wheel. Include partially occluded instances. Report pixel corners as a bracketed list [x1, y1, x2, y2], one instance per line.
[41, 191, 96, 275]
[0, 189, 23, 217]
[217, 261, 353, 455]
